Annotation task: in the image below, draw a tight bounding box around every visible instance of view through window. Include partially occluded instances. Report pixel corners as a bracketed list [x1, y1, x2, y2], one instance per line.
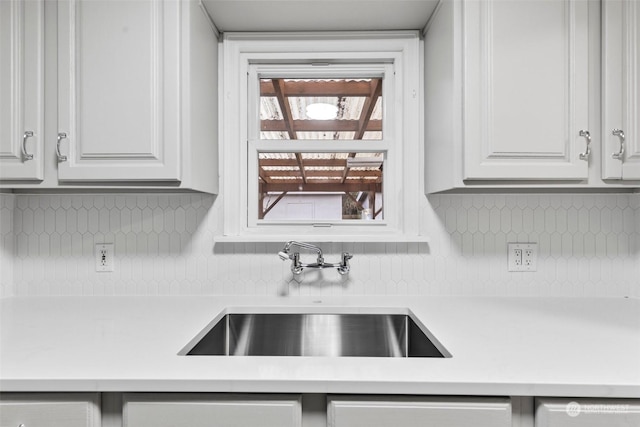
[257, 78, 384, 221]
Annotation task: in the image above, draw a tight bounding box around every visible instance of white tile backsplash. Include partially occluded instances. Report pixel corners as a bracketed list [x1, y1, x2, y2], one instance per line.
[0, 193, 15, 298]
[0, 193, 638, 297]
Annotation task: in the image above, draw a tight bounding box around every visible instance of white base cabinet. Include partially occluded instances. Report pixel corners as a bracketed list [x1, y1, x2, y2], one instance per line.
[328, 396, 512, 427]
[0, 393, 100, 427]
[536, 398, 640, 427]
[123, 393, 302, 427]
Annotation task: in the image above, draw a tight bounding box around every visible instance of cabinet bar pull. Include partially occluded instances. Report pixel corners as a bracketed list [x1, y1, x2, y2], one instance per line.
[22, 131, 34, 160]
[579, 130, 591, 161]
[56, 132, 68, 162]
[612, 129, 625, 160]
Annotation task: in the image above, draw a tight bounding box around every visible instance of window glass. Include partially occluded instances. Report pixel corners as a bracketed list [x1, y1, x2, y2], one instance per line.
[258, 152, 384, 220]
[259, 78, 383, 140]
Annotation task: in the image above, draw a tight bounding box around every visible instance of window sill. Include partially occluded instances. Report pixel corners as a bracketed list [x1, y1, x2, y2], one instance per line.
[213, 234, 429, 243]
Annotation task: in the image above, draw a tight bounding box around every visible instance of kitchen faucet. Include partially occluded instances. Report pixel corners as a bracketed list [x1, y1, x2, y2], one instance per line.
[278, 241, 353, 275]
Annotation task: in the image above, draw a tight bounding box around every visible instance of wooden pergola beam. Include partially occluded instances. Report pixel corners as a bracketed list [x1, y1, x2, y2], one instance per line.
[265, 170, 381, 178]
[355, 79, 382, 140]
[271, 78, 307, 183]
[263, 183, 381, 193]
[259, 159, 347, 167]
[261, 119, 382, 133]
[260, 79, 376, 97]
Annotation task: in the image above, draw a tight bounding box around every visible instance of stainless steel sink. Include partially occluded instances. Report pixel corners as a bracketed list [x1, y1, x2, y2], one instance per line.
[182, 310, 449, 358]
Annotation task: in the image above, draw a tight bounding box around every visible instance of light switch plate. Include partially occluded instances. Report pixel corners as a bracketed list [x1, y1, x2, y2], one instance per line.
[95, 243, 114, 272]
[508, 243, 537, 272]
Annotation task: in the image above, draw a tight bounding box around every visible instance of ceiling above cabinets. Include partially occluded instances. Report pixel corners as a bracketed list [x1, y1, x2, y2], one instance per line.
[200, 0, 440, 32]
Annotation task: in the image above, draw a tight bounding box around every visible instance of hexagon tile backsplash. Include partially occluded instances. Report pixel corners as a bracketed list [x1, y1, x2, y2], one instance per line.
[0, 193, 638, 298]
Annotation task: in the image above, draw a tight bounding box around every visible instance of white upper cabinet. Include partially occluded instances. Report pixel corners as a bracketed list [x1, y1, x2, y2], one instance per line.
[0, 0, 44, 181]
[425, 0, 592, 192]
[57, 0, 180, 182]
[1, 0, 219, 193]
[463, 0, 589, 180]
[602, 0, 640, 180]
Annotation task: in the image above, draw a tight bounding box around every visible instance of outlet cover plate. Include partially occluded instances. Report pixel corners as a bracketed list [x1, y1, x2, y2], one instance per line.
[508, 243, 537, 272]
[95, 243, 114, 272]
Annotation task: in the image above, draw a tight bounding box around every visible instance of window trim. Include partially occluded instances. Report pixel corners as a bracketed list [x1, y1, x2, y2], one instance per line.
[219, 32, 426, 242]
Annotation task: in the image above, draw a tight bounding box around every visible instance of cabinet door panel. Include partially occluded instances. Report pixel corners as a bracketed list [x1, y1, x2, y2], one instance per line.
[536, 398, 640, 427]
[463, 0, 589, 180]
[57, 0, 180, 182]
[328, 396, 511, 427]
[0, 393, 100, 427]
[603, 0, 640, 180]
[124, 394, 302, 427]
[0, 0, 44, 181]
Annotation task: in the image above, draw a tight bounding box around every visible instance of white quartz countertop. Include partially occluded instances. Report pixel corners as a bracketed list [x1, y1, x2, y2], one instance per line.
[1, 295, 639, 397]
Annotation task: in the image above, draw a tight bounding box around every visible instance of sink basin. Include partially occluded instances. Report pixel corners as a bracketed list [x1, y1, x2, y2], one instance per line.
[182, 309, 450, 358]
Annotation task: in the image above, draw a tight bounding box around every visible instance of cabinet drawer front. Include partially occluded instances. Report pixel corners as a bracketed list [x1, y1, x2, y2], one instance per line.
[536, 398, 640, 427]
[0, 393, 100, 427]
[124, 393, 302, 427]
[328, 396, 511, 427]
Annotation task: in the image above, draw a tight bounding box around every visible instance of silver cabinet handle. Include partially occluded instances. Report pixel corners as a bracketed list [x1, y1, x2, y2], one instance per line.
[56, 132, 68, 162]
[612, 128, 625, 160]
[579, 130, 591, 161]
[22, 131, 34, 160]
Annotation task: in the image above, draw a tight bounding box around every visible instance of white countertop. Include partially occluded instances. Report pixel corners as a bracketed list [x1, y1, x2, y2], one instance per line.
[1, 295, 639, 397]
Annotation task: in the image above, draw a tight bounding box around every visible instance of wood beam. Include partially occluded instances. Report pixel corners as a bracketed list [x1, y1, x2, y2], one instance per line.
[262, 192, 288, 218]
[260, 80, 376, 97]
[355, 79, 383, 140]
[259, 159, 347, 167]
[271, 79, 307, 183]
[263, 183, 381, 193]
[264, 170, 381, 178]
[261, 119, 382, 133]
[271, 79, 297, 140]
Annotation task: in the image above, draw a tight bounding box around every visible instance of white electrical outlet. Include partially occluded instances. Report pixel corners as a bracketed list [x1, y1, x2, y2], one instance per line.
[95, 243, 114, 272]
[508, 243, 537, 272]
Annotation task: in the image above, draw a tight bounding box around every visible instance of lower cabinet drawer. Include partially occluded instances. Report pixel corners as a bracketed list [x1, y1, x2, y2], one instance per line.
[123, 393, 302, 427]
[536, 398, 640, 427]
[328, 395, 512, 427]
[0, 393, 100, 427]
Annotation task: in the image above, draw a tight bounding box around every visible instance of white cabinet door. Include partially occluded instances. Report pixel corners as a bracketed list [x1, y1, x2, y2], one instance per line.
[328, 396, 511, 427]
[536, 398, 640, 427]
[602, 0, 640, 180]
[463, 0, 590, 180]
[0, 393, 100, 427]
[0, 0, 44, 180]
[57, 0, 180, 182]
[124, 393, 302, 427]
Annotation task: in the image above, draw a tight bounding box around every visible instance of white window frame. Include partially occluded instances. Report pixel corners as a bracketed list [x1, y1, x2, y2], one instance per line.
[219, 32, 425, 242]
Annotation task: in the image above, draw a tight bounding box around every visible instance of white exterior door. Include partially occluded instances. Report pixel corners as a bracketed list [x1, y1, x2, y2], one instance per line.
[124, 394, 302, 427]
[602, 0, 640, 180]
[0, 0, 44, 181]
[328, 396, 512, 427]
[463, 0, 590, 180]
[56, 0, 181, 182]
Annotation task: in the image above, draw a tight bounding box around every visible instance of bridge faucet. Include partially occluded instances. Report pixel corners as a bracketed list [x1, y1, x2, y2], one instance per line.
[278, 241, 352, 276]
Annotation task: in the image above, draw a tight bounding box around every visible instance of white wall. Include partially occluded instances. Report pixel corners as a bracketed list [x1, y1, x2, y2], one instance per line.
[0, 192, 638, 297]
